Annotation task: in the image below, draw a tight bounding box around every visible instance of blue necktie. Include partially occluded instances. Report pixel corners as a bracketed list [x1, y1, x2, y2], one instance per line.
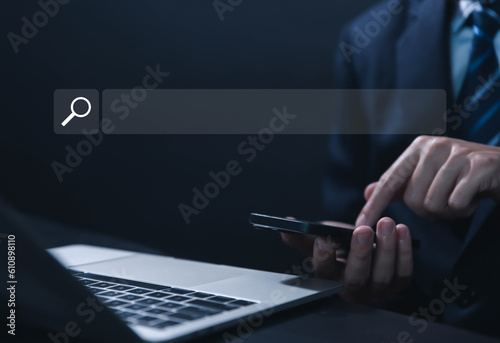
[458, 6, 500, 146]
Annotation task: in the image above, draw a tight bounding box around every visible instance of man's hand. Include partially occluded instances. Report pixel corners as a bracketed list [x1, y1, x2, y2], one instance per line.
[282, 218, 413, 302]
[356, 136, 500, 227]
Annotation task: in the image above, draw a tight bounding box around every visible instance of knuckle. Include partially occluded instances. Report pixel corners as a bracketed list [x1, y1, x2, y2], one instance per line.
[445, 153, 468, 171]
[448, 197, 467, 212]
[379, 172, 400, 191]
[412, 135, 428, 146]
[403, 191, 420, 210]
[423, 196, 440, 213]
[351, 249, 372, 263]
[450, 144, 470, 158]
[424, 136, 450, 157]
[432, 136, 449, 146]
[376, 240, 397, 254]
[470, 153, 495, 169]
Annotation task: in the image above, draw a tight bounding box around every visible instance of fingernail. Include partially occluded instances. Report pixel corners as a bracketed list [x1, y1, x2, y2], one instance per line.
[398, 225, 408, 241]
[356, 230, 373, 245]
[316, 238, 329, 253]
[355, 214, 366, 227]
[379, 219, 395, 237]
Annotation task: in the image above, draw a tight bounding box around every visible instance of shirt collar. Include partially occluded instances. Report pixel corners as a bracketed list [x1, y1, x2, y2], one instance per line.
[452, 1, 483, 33]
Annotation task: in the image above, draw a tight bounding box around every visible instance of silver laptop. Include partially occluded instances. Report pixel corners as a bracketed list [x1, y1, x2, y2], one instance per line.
[48, 244, 343, 343]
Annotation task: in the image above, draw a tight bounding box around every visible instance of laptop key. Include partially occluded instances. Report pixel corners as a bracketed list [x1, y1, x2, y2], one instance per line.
[230, 300, 256, 307]
[146, 308, 172, 316]
[97, 291, 124, 297]
[124, 304, 148, 311]
[207, 296, 235, 303]
[136, 298, 163, 305]
[146, 292, 169, 298]
[127, 288, 153, 295]
[103, 300, 128, 307]
[167, 296, 190, 302]
[187, 300, 238, 312]
[169, 312, 205, 321]
[157, 302, 184, 309]
[152, 320, 181, 329]
[136, 316, 161, 326]
[190, 292, 214, 299]
[178, 306, 222, 316]
[79, 279, 98, 286]
[165, 288, 193, 295]
[91, 282, 116, 288]
[109, 285, 134, 291]
[118, 294, 144, 301]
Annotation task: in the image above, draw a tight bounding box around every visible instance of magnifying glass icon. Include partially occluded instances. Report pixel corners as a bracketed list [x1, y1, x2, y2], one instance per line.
[61, 97, 92, 127]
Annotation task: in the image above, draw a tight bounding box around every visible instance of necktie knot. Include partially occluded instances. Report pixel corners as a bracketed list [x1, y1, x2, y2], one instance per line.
[471, 9, 500, 40]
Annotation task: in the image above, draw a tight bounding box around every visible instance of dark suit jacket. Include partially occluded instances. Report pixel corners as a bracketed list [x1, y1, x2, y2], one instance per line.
[324, 0, 500, 337]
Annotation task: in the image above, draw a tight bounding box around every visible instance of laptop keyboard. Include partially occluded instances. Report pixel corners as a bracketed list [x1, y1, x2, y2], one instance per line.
[69, 270, 257, 330]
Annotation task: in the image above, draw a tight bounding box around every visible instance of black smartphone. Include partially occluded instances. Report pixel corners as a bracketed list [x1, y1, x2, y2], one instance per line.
[249, 213, 420, 249]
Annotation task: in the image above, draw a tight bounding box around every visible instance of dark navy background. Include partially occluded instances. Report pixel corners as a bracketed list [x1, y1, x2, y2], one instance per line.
[0, 0, 378, 272]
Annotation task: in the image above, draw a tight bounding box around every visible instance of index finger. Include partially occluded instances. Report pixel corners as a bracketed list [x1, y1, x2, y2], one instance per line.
[356, 149, 420, 227]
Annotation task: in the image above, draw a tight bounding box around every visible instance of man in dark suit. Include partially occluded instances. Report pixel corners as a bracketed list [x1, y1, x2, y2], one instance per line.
[283, 0, 500, 337]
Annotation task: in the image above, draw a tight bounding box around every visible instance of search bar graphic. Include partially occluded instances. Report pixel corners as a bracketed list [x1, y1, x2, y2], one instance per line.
[100, 89, 446, 135]
[61, 97, 92, 126]
[54, 89, 99, 135]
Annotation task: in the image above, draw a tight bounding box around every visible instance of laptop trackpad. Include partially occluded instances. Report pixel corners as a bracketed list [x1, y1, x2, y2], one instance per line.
[72, 254, 248, 288]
